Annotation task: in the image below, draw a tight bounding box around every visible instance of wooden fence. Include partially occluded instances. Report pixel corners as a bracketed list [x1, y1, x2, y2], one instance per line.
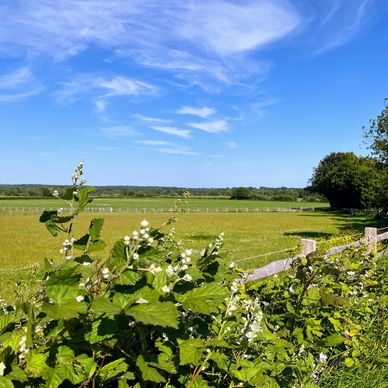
[0, 206, 317, 215]
[242, 227, 388, 282]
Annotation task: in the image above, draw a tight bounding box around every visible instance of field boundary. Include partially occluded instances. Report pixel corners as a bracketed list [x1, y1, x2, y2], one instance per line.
[242, 227, 388, 282]
[0, 206, 317, 215]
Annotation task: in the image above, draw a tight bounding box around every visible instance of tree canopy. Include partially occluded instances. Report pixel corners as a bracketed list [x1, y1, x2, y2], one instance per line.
[309, 152, 385, 209]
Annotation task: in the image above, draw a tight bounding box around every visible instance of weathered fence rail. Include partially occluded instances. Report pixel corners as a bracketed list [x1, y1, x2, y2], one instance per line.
[243, 227, 388, 282]
[0, 206, 317, 215]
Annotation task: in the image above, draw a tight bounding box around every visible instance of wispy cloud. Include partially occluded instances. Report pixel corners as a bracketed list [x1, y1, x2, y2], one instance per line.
[151, 125, 191, 139]
[0, 1, 300, 89]
[101, 126, 139, 138]
[136, 139, 172, 146]
[312, 0, 372, 55]
[56, 74, 156, 106]
[133, 114, 171, 123]
[157, 147, 199, 156]
[0, 66, 42, 102]
[177, 106, 216, 118]
[188, 120, 229, 134]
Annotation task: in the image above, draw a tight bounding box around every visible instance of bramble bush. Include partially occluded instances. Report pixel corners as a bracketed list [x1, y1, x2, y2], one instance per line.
[0, 164, 387, 387]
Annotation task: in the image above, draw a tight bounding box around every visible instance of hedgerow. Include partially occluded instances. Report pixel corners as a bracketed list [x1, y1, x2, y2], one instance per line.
[0, 164, 386, 387]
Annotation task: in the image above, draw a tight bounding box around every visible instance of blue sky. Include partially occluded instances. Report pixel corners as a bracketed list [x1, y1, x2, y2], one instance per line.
[0, 0, 387, 187]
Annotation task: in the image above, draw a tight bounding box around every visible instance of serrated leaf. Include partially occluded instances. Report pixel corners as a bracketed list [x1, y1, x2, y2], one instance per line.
[44, 367, 65, 388]
[176, 283, 228, 314]
[46, 284, 79, 305]
[77, 187, 95, 211]
[73, 234, 90, 250]
[116, 270, 142, 286]
[42, 301, 87, 320]
[26, 351, 48, 378]
[191, 375, 212, 387]
[45, 220, 60, 237]
[136, 355, 166, 383]
[0, 314, 14, 334]
[91, 297, 122, 315]
[109, 240, 127, 268]
[89, 218, 104, 240]
[88, 239, 106, 252]
[126, 301, 178, 328]
[178, 338, 205, 365]
[325, 334, 345, 346]
[87, 318, 118, 344]
[99, 358, 128, 382]
[39, 210, 57, 223]
[76, 354, 97, 378]
[321, 294, 350, 306]
[0, 377, 14, 388]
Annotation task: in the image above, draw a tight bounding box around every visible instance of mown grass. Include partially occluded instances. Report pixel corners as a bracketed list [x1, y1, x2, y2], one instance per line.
[0, 196, 329, 209]
[0, 210, 376, 301]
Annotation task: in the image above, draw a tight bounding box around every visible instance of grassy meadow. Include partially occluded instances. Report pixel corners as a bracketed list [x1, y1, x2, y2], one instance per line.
[0, 208, 377, 301]
[0, 196, 328, 210]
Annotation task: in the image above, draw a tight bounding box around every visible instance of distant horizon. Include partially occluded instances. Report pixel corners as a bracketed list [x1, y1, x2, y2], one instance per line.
[1, 1, 387, 187]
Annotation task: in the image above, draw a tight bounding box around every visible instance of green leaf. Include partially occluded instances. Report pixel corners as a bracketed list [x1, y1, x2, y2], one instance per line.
[109, 240, 127, 268]
[176, 283, 228, 314]
[77, 187, 95, 210]
[116, 270, 142, 286]
[88, 239, 106, 252]
[87, 318, 118, 344]
[61, 187, 75, 200]
[42, 301, 87, 320]
[44, 367, 65, 388]
[0, 314, 14, 334]
[136, 355, 166, 383]
[325, 334, 345, 346]
[26, 351, 48, 378]
[73, 234, 90, 250]
[89, 218, 104, 240]
[321, 294, 350, 306]
[46, 284, 79, 305]
[345, 358, 355, 367]
[45, 220, 60, 237]
[0, 377, 14, 388]
[178, 338, 205, 365]
[191, 375, 212, 387]
[39, 210, 57, 223]
[91, 297, 122, 315]
[76, 354, 97, 378]
[99, 358, 128, 382]
[126, 301, 178, 328]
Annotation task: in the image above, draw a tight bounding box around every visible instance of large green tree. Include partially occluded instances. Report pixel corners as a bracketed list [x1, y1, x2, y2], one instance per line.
[365, 101, 388, 164]
[309, 152, 385, 209]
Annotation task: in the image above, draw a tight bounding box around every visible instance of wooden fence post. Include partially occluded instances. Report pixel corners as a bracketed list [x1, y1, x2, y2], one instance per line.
[364, 227, 377, 253]
[300, 239, 317, 256]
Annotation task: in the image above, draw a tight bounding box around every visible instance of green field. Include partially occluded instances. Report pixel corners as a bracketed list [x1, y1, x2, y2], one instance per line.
[0, 209, 376, 301]
[0, 196, 328, 210]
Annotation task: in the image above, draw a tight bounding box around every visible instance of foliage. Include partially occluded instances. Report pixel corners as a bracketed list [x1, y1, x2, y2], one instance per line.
[230, 187, 253, 200]
[364, 100, 388, 165]
[309, 152, 385, 209]
[0, 164, 386, 387]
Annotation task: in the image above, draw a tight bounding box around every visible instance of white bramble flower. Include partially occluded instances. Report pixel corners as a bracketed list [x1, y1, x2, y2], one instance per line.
[82, 262, 91, 267]
[0, 361, 6, 376]
[66, 255, 72, 261]
[229, 262, 235, 268]
[147, 237, 154, 244]
[166, 265, 175, 277]
[75, 295, 84, 302]
[135, 298, 149, 304]
[149, 264, 162, 274]
[347, 271, 355, 276]
[185, 249, 193, 256]
[182, 274, 192, 282]
[102, 267, 110, 275]
[133, 253, 139, 261]
[53, 190, 59, 197]
[124, 235, 130, 245]
[141, 220, 149, 228]
[181, 264, 188, 271]
[161, 285, 171, 293]
[319, 352, 327, 363]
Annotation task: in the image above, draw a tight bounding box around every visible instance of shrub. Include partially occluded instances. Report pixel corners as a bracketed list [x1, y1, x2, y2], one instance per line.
[0, 164, 386, 387]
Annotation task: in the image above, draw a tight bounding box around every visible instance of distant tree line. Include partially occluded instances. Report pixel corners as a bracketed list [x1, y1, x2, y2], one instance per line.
[0, 184, 325, 202]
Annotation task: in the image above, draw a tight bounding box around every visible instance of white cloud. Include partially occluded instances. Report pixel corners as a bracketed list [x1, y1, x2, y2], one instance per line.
[188, 120, 229, 134]
[101, 126, 139, 138]
[177, 106, 216, 118]
[57, 74, 156, 104]
[133, 114, 171, 123]
[151, 125, 191, 139]
[313, 0, 372, 55]
[0, 1, 300, 88]
[0, 66, 42, 102]
[137, 139, 172, 146]
[157, 147, 199, 156]
[97, 77, 156, 97]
